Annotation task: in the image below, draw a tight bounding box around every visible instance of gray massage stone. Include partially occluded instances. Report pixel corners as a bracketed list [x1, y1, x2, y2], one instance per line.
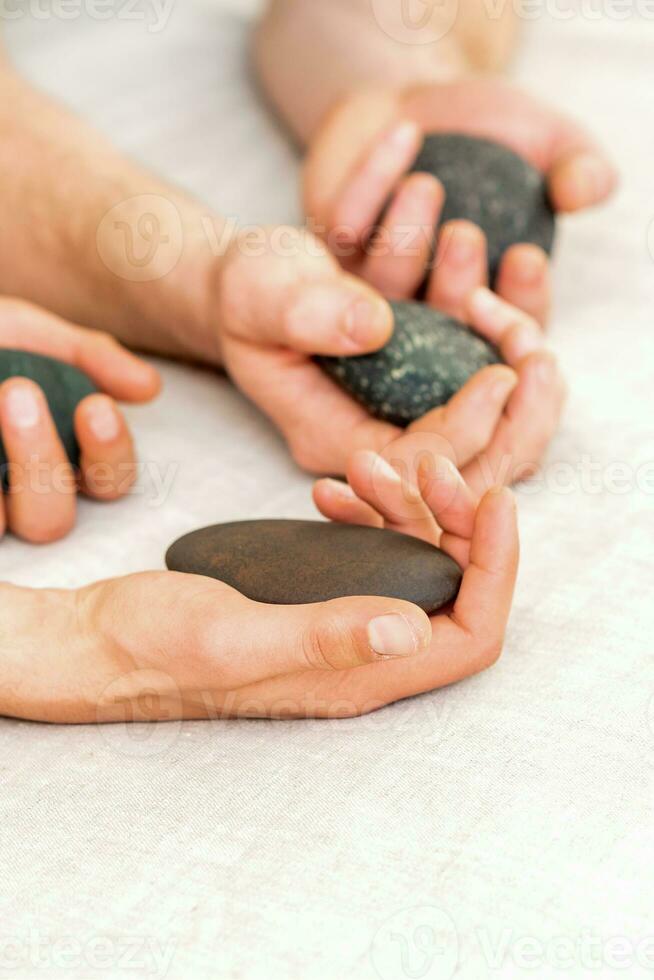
[411, 133, 555, 283]
[319, 300, 501, 427]
[166, 519, 462, 614]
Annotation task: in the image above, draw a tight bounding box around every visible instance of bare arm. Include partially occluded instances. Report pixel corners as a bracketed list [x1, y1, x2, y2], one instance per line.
[0, 53, 225, 363]
[253, 0, 519, 143]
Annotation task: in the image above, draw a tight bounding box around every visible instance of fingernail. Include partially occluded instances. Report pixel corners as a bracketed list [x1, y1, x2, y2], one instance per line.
[368, 613, 419, 658]
[575, 153, 613, 201]
[387, 120, 420, 153]
[324, 478, 357, 500]
[508, 324, 541, 361]
[440, 224, 479, 266]
[86, 397, 120, 442]
[5, 383, 41, 429]
[491, 370, 518, 400]
[511, 246, 547, 285]
[369, 453, 401, 484]
[343, 298, 390, 347]
[470, 286, 500, 320]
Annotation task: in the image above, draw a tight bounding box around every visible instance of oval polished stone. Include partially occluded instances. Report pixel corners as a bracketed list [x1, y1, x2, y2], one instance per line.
[319, 300, 501, 426]
[166, 520, 462, 614]
[0, 350, 97, 487]
[411, 133, 555, 283]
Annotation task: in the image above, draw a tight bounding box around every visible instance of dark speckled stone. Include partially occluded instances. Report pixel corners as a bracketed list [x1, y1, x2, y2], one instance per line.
[319, 300, 501, 427]
[0, 350, 97, 489]
[411, 133, 555, 283]
[166, 520, 462, 614]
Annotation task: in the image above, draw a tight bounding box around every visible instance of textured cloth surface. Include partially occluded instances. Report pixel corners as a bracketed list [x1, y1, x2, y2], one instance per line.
[1, 3, 654, 979]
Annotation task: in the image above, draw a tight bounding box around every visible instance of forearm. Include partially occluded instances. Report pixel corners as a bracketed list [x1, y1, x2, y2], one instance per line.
[0, 58, 229, 365]
[254, 0, 519, 144]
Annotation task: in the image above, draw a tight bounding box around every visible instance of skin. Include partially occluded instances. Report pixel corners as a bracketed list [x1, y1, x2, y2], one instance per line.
[255, 1, 618, 325]
[0, 437, 518, 723]
[0, 13, 558, 720]
[0, 47, 563, 481]
[0, 298, 160, 543]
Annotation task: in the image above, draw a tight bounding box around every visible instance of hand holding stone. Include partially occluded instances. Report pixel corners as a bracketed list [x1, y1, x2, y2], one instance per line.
[0, 453, 518, 723]
[0, 298, 159, 543]
[214, 226, 560, 483]
[305, 78, 617, 325]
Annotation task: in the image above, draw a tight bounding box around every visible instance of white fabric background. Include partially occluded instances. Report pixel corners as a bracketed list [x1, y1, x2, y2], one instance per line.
[1, 2, 654, 978]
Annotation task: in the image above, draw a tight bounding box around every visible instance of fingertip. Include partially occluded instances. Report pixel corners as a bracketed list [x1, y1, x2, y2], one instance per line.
[479, 484, 519, 538]
[436, 219, 487, 269]
[367, 603, 432, 660]
[549, 151, 618, 212]
[343, 290, 394, 352]
[520, 348, 558, 385]
[0, 376, 45, 427]
[119, 357, 162, 403]
[312, 477, 355, 514]
[75, 393, 123, 446]
[284, 281, 392, 355]
[499, 243, 549, 288]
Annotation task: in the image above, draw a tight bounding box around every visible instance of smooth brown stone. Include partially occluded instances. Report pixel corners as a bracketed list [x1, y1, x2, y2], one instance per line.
[166, 520, 462, 614]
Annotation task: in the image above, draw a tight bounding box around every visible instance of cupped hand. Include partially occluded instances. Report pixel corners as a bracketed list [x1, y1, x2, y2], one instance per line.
[1, 456, 517, 723]
[0, 297, 160, 543]
[214, 230, 565, 487]
[304, 79, 618, 324]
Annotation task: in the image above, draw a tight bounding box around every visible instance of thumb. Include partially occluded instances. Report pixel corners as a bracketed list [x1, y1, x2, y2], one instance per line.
[233, 593, 433, 680]
[217, 226, 393, 356]
[90, 573, 433, 698]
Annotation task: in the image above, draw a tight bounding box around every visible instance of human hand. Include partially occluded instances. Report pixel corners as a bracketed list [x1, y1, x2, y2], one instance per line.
[0, 298, 160, 543]
[214, 232, 564, 487]
[1, 461, 517, 723]
[304, 79, 617, 324]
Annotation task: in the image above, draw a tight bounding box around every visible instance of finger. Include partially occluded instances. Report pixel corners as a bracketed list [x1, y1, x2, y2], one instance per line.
[312, 478, 383, 528]
[467, 287, 544, 365]
[0, 298, 160, 402]
[0, 493, 5, 540]
[548, 148, 618, 213]
[495, 244, 551, 326]
[224, 343, 399, 475]
[75, 394, 137, 501]
[240, 487, 520, 717]
[328, 120, 422, 249]
[361, 174, 443, 300]
[427, 220, 488, 318]
[0, 378, 76, 543]
[304, 90, 402, 227]
[407, 364, 518, 468]
[347, 448, 477, 558]
[220, 233, 393, 357]
[346, 449, 437, 542]
[462, 351, 566, 495]
[417, 454, 478, 566]
[95, 572, 433, 697]
[444, 486, 519, 643]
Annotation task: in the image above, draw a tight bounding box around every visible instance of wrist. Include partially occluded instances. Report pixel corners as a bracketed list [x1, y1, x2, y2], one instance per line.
[91, 195, 233, 368]
[0, 583, 82, 721]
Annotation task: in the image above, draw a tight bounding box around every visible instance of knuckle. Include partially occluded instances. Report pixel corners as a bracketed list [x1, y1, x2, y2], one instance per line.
[289, 437, 325, 475]
[302, 615, 363, 671]
[474, 636, 504, 672]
